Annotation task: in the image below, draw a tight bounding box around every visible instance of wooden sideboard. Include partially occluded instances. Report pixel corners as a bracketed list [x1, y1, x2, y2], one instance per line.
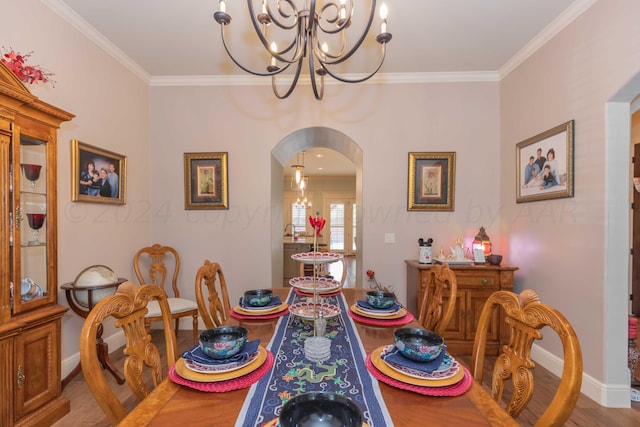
[405, 260, 518, 355]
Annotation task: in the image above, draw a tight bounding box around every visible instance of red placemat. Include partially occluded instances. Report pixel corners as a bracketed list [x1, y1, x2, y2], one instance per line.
[169, 350, 274, 392]
[229, 308, 289, 320]
[366, 354, 472, 396]
[347, 309, 415, 326]
[294, 288, 342, 298]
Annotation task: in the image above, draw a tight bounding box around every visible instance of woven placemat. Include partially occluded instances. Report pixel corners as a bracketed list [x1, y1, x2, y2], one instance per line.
[347, 309, 415, 326]
[366, 354, 472, 397]
[169, 350, 274, 392]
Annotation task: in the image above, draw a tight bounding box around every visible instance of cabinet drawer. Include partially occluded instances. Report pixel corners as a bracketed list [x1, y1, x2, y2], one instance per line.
[454, 271, 499, 287]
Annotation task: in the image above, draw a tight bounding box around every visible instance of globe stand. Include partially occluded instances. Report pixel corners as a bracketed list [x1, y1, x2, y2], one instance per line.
[60, 279, 126, 389]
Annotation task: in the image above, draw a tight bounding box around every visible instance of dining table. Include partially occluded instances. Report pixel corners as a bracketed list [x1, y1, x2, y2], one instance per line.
[118, 288, 517, 427]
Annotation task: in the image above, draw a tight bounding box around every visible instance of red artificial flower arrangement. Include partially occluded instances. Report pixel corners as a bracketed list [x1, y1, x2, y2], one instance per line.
[1, 47, 55, 86]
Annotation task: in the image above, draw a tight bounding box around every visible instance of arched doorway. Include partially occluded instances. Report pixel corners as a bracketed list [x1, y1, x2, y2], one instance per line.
[270, 127, 363, 287]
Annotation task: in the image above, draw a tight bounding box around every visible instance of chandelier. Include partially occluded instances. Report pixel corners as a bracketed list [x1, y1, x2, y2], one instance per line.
[214, 1, 392, 100]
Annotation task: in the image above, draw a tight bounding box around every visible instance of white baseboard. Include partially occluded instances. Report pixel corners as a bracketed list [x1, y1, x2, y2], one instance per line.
[531, 343, 631, 408]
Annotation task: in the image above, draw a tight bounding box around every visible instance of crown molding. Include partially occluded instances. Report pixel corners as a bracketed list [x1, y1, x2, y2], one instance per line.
[149, 71, 499, 87]
[41, 0, 151, 84]
[499, 0, 598, 79]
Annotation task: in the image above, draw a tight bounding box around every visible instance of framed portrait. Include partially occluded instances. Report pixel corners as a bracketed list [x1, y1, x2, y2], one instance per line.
[184, 152, 229, 210]
[516, 120, 574, 203]
[407, 152, 456, 211]
[71, 140, 126, 204]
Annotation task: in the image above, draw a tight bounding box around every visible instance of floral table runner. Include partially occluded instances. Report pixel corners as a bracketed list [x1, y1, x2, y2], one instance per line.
[234, 289, 393, 427]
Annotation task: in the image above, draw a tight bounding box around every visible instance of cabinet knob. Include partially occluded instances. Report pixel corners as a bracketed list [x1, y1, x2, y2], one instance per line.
[17, 365, 25, 389]
[480, 278, 489, 285]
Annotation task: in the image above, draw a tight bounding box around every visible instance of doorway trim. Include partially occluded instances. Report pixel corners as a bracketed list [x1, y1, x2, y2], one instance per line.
[602, 73, 640, 406]
[271, 127, 363, 287]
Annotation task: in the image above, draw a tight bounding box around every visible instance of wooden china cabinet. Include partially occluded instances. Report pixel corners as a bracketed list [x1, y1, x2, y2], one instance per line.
[405, 259, 518, 356]
[0, 62, 74, 426]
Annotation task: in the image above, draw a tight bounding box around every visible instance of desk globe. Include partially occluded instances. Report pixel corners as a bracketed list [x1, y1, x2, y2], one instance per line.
[61, 265, 127, 389]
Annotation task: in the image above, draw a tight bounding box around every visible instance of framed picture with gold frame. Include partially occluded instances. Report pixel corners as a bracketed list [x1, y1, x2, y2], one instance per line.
[71, 140, 126, 204]
[516, 120, 574, 203]
[184, 152, 228, 210]
[407, 152, 456, 211]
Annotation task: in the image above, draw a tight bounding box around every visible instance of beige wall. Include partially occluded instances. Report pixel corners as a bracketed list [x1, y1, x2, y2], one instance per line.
[148, 81, 501, 314]
[501, 0, 640, 405]
[0, 0, 151, 365]
[4, 0, 640, 408]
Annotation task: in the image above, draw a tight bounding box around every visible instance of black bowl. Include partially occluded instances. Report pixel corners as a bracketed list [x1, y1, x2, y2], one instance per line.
[199, 326, 248, 359]
[486, 254, 503, 265]
[366, 290, 397, 309]
[279, 392, 363, 427]
[394, 327, 444, 362]
[244, 289, 273, 307]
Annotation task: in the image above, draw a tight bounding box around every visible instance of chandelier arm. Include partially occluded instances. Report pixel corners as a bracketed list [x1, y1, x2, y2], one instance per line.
[322, 43, 388, 84]
[272, 56, 304, 99]
[319, 1, 377, 66]
[316, 0, 363, 35]
[268, 0, 300, 30]
[218, 26, 293, 77]
[308, 36, 325, 100]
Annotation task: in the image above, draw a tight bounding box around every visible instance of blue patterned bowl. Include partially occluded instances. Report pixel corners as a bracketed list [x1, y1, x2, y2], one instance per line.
[199, 326, 248, 359]
[279, 392, 363, 427]
[394, 327, 444, 362]
[244, 289, 273, 307]
[366, 290, 397, 309]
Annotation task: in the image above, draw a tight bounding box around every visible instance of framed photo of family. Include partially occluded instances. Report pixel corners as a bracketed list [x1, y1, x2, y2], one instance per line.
[407, 152, 456, 211]
[183, 152, 229, 210]
[516, 120, 574, 203]
[71, 140, 126, 204]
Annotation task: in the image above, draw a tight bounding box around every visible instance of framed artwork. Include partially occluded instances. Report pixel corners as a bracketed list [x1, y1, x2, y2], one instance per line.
[407, 152, 456, 211]
[516, 120, 574, 203]
[71, 140, 126, 204]
[184, 152, 229, 210]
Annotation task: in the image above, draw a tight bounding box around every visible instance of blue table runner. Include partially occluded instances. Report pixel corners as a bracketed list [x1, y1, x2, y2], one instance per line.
[235, 289, 393, 427]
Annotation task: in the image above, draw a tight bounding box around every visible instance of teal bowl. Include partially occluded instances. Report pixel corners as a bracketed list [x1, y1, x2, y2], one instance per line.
[199, 326, 248, 359]
[366, 290, 397, 309]
[244, 289, 273, 307]
[394, 327, 444, 362]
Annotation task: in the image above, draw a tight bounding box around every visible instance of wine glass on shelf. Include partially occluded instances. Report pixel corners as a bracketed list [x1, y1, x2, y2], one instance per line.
[21, 164, 42, 190]
[26, 213, 46, 246]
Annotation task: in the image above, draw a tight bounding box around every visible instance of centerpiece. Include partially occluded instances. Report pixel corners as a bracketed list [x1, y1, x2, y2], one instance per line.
[303, 214, 332, 363]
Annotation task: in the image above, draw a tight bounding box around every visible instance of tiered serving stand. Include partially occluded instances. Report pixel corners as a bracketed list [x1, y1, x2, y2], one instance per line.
[288, 251, 344, 362]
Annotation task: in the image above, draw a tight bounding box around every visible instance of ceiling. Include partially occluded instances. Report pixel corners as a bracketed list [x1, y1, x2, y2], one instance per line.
[46, 0, 592, 176]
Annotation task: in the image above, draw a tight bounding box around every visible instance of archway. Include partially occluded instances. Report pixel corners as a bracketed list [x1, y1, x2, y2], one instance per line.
[270, 127, 363, 287]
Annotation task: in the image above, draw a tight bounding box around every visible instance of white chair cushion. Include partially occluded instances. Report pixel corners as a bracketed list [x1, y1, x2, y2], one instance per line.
[145, 297, 198, 318]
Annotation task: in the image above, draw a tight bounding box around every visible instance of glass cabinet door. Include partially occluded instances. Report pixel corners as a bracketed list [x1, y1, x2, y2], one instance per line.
[11, 135, 50, 314]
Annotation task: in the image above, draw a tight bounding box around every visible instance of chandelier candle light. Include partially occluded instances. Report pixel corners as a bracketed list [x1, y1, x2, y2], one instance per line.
[213, 1, 392, 100]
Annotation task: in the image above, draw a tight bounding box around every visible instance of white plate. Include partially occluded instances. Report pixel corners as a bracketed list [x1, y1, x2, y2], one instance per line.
[183, 350, 260, 374]
[380, 345, 459, 380]
[291, 252, 343, 264]
[289, 302, 341, 319]
[289, 277, 341, 292]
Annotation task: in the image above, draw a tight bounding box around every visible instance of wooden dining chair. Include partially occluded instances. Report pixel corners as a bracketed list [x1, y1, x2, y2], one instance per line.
[80, 281, 178, 426]
[417, 263, 457, 336]
[194, 260, 231, 329]
[470, 289, 583, 426]
[298, 257, 348, 288]
[133, 243, 199, 343]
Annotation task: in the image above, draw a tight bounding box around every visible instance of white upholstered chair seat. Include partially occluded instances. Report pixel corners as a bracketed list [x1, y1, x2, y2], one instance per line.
[145, 297, 198, 318]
